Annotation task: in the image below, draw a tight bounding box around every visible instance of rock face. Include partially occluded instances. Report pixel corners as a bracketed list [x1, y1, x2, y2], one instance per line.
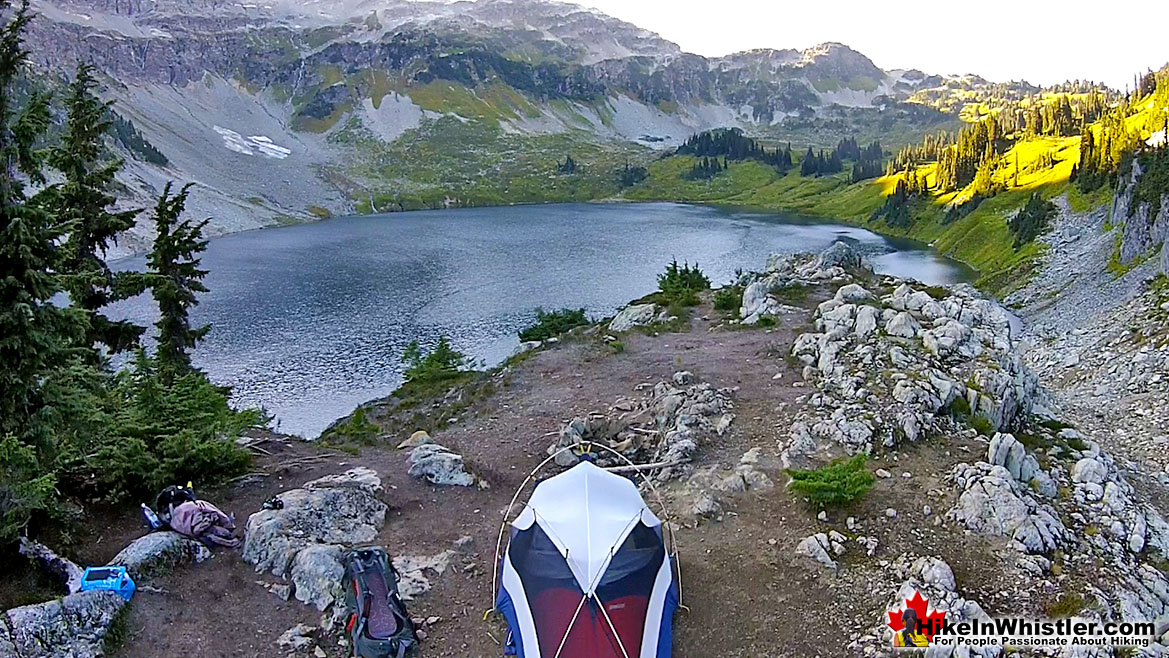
[108, 531, 211, 581]
[1114, 158, 1169, 270]
[407, 443, 476, 487]
[948, 462, 1066, 554]
[243, 468, 387, 611]
[608, 303, 663, 332]
[738, 242, 867, 325]
[2, 591, 126, 658]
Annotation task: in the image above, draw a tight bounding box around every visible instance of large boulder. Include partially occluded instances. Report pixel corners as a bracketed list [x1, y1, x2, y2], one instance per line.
[243, 468, 386, 611]
[108, 531, 211, 581]
[609, 303, 659, 332]
[408, 443, 476, 486]
[813, 240, 863, 271]
[4, 591, 126, 658]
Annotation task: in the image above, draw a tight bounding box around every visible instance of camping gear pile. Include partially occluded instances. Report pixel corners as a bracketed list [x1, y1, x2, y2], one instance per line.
[143, 484, 240, 548]
[496, 461, 680, 658]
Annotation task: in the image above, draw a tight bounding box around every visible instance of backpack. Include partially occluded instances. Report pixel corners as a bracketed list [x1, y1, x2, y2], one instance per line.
[342, 548, 419, 658]
[154, 485, 196, 524]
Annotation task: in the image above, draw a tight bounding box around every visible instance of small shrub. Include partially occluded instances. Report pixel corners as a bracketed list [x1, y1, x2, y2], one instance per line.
[657, 259, 710, 307]
[786, 454, 876, 508]
[1045, 593, 1085, 618]
[518, 308, 588, 342]
[947, 395, 971, 418]
[923, 285, 950, 300]
[756, 315, 777, 327]
[771, 283, 809, 306]
[713, 287, 743, 313]
[402, 336, 474, 384]
[970, 415, 995, 437]
[330, 407, 379, 443]
[608, 340, 626, 354]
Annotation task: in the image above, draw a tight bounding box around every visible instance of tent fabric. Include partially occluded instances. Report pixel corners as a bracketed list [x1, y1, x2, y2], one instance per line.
[498, 462, 677, 658]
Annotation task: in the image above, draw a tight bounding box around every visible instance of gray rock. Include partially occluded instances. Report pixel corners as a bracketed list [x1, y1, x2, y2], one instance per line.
[948, 463, 1066, 554]
[987, 433, 1027, 481]
[795, 533, 837, 569]
[835, 283, 874, 303]
[290, 544, 345, 611]
[243, 467, 386, 609]
[277, 623, 317, 651]
[1072, 457, 1108, 484]
[393, 551, 455, 601]
[814, 241, 863, 271]
[854, 305, 879, 337]
[885, 312, 921, 338]
[108, 531, 211, 582]
[609, 303, 658, 332]
[408, 443, 476, 487]
[5, 591, 126, 658]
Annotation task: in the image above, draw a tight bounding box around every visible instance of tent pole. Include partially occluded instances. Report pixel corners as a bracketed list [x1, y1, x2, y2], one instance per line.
[491, 441, 687, 611]
[595, 593, 633, 658]
[552, 594, 589, 658]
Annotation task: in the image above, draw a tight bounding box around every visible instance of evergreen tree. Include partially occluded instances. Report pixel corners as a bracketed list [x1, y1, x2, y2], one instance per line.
[146, 183, 210, 372]
[46, 63, 143, 355]
[0, 0, 85, 537]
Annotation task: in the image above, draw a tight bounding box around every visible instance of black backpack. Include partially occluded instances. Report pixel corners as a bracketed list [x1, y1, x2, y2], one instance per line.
[154, 485, 196, 524]
[342, 547, 419, 658]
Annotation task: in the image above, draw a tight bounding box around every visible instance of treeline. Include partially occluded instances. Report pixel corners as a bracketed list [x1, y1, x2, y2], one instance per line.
[676, 128, 793, 171]
[798, 137, 884, 180]
[111, 111, 168, 166]
[685, 156, 727, 180]
[1, 3, 257, 543]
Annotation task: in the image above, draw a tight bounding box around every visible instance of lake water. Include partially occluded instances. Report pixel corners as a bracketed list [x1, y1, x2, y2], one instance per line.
[109, 202, 972, 437]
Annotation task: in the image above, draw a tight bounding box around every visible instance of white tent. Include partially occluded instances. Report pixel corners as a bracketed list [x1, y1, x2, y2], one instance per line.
[496, 461, 679, 658]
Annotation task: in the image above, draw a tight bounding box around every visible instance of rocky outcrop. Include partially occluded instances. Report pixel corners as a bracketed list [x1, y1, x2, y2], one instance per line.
[243, 468, 387, 611]
[783, 274, 1038, 464]
[3, 591, 126, 658]
[738, 241, 865, 325]
[547, 371, 734, 481]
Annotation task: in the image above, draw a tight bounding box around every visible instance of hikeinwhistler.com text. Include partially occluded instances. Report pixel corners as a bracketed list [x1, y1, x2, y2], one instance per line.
[919, 618, 1158, 649]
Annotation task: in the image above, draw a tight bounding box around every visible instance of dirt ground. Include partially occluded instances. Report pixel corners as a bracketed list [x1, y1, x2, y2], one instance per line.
[34, 295, 1046, 658]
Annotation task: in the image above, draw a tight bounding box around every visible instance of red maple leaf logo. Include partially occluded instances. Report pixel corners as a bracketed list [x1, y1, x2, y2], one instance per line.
[886, 590, 947, 641]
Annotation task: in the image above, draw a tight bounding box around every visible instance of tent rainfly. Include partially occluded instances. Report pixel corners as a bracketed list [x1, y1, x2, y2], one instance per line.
[496, 461, 679, 658]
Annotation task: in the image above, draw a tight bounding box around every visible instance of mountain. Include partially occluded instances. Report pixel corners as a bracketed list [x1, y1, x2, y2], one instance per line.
[22, 0, 1092, 251]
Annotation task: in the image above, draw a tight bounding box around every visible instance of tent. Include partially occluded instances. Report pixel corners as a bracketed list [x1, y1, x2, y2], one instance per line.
[495, 461, 679, 658]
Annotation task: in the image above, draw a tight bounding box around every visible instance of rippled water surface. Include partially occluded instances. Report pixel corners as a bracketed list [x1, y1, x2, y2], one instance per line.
[110, 202, 972, 437]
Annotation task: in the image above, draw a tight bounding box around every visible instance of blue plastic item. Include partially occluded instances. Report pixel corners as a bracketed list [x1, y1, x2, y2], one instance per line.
[79, 566, 136, 601]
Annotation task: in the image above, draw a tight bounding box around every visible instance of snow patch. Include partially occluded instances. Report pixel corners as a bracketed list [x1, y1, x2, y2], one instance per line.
[213, 126, 292, 159]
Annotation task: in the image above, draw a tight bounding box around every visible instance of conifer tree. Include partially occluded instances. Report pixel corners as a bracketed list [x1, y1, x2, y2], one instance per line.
[146, 183, 210, 372]
[47, 63, 142, 355]
[0, 0, 85, 535]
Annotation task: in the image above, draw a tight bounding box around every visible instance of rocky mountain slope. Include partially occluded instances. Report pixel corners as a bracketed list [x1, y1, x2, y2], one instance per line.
[23, 0, 1028, 253]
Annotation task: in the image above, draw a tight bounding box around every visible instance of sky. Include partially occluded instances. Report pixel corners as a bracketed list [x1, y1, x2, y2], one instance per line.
[579, 0, 1169, 90]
